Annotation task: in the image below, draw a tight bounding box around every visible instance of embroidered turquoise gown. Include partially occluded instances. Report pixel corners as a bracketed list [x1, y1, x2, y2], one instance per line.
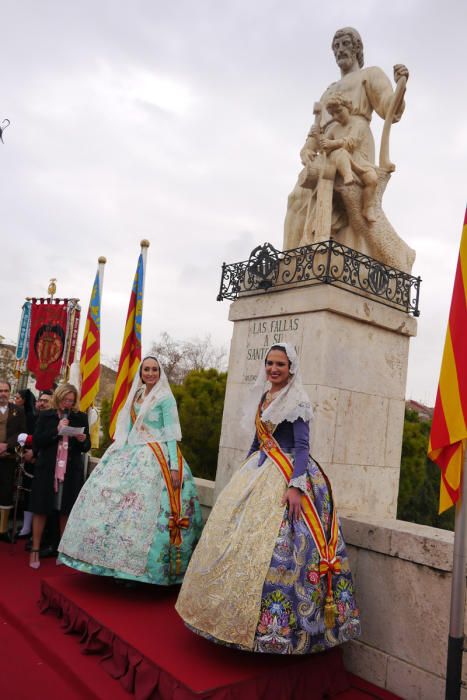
[59, 395, 203, 584]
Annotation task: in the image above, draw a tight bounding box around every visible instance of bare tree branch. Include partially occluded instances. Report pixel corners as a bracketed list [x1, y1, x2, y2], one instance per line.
[149, 332, 227, 384]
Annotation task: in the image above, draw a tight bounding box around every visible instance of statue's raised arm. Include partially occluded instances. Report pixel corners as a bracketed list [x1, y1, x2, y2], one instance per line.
[283, 28, 415, 273]
[0, 119, 10, 144]
[379, 66, 408, 171]
[394, 64, 409, 84]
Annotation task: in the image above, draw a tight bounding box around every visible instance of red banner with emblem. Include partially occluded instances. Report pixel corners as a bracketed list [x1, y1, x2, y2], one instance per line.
[27, 300, 68, 390]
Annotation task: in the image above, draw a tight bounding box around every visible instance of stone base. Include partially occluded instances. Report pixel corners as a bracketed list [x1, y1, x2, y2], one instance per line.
[215, 283, 417, 517]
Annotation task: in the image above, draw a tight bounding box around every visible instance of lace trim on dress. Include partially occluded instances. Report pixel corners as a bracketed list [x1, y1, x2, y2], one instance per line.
[289, 473, 308, 493]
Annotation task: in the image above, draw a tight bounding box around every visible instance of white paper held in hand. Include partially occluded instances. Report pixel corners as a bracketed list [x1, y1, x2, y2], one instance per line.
[58, 426, 85, 437]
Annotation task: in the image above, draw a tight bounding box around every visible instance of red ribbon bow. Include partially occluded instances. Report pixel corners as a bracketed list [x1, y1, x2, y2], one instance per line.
[319, 556, 342, 577]
[168, 515, 190, 546]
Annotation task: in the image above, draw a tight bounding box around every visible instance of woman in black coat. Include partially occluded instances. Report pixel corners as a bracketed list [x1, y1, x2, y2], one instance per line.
[14, 389, 38, 537]
[29, 383, 90, 568]
[15, 389, 37, 435]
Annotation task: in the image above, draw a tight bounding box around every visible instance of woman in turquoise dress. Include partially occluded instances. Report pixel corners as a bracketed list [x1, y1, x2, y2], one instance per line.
[59, 355, 203, 584]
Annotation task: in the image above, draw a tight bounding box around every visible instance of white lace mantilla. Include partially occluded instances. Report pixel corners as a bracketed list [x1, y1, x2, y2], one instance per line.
[113, 354, 182, 447]
[242, 342, 313, 439]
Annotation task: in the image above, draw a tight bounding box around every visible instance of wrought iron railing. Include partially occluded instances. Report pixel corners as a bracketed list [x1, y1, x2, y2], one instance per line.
[217, 240, 421, 316]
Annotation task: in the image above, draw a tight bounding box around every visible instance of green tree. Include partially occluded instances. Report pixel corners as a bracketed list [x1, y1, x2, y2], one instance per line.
[397, 409, 454, 531]
[172, 368, 227, 480]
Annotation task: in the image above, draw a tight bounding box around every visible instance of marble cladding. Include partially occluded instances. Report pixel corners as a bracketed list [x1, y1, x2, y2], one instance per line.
[215, 284, 417, 516]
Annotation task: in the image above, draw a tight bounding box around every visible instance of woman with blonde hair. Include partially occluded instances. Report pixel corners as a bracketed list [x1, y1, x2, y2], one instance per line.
[29, 383, 90, 568]
[59, 355, 202, 585]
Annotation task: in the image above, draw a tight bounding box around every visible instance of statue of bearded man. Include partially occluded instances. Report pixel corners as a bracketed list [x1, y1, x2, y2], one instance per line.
[283, 27, 414, 271]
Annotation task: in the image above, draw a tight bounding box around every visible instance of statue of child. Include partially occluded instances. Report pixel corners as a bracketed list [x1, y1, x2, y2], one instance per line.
[319, 92, 378, 223]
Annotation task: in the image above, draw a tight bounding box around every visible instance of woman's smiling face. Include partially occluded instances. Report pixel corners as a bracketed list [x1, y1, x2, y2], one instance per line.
[141, 358, 160, 388]
[265, 349, 290, 390]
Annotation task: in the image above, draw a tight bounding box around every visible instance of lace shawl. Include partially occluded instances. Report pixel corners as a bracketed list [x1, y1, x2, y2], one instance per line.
[242, 342, 313, 440]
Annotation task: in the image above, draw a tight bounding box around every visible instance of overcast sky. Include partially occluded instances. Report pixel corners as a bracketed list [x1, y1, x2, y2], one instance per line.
[0, 0, 465, 404]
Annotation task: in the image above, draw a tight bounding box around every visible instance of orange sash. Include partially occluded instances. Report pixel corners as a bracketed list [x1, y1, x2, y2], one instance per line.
[131, 404, 189, 574]
[147, 442, 189, 546]
[255, 407, 341, 627]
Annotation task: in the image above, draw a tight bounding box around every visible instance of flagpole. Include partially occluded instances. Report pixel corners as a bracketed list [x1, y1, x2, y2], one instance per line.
[98, 256, 106, 299]
[140, 238, 150, 301]
[446, 449, 467, 700]
[140, 240, 150, 350]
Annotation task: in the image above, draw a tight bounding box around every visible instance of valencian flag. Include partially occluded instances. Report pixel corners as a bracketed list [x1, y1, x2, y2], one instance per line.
[79, 270, 101, 412]
[109, 252, 144, 438]
[428, 207, 467, 513]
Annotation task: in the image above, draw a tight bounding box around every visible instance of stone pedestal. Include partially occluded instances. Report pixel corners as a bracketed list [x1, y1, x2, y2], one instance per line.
[215, 284, 417, 518]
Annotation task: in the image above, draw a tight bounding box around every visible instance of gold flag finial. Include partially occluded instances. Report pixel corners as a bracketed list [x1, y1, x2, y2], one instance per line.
[48, 278, 57, 298]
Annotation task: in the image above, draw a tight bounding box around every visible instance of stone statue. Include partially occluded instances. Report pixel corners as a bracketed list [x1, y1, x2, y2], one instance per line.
[283, 27, 415, 273]
[320, 93, 378, 223]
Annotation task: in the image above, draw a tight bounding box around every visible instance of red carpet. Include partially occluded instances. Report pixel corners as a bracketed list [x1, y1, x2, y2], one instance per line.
[0, 540, 129, 699]
[0, 539, 402, 699]
[0, 609, 86, 700]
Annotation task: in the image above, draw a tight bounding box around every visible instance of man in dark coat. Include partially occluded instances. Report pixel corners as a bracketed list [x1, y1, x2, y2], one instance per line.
[0, 379, 26, 536]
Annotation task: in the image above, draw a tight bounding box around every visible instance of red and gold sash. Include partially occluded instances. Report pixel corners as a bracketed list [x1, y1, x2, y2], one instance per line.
[131, 404, 189, 575]
[255, 407, 341, 628]
[147, 441, 189, 546]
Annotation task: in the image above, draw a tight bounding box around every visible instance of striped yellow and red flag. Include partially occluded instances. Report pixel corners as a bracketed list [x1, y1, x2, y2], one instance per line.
[79, 269, 101, 413]
[109, 252, 145, 438]
[428, 207, 467, 512]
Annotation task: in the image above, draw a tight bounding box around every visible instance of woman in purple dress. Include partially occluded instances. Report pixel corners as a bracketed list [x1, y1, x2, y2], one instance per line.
[176, 343, 360, 654]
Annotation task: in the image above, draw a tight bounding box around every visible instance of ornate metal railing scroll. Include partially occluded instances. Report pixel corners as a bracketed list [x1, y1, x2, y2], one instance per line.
[217, 240, 421, 317]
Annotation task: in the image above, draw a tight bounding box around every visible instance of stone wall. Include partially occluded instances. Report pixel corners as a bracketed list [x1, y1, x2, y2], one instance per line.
[341, 514, 463, 700]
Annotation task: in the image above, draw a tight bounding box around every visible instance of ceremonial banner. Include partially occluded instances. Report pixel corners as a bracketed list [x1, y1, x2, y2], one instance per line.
[109, 252, 145, 437]
[428, 207, 467, 512]
[27, 300, 68, 390]
[80, 270, 101, 413]
[15, 301, 32, 376]
[67, 304, 81, 367]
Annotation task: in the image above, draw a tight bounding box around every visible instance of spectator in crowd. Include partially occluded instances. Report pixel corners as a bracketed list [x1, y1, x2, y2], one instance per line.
[0, 379, 26, 541]
[29, 384, 90, 569]
[17, 390, 53, 539]
[15, 389, 37, 435]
